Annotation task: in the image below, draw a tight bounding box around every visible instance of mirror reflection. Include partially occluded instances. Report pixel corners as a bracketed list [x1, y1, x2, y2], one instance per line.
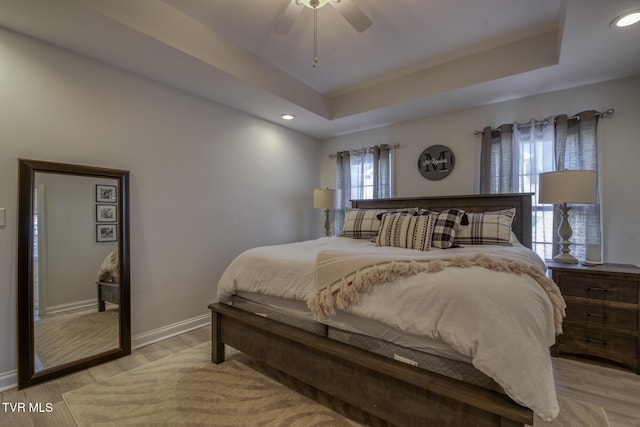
[32, 172, 120, 371]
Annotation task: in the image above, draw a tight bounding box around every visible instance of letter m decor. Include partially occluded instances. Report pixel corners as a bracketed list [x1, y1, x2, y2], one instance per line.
[418, 145, 455, 181]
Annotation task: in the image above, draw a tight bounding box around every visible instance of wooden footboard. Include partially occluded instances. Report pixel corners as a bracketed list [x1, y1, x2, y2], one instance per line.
[96, 281, 119, 312]
[209, 302, 532, 427]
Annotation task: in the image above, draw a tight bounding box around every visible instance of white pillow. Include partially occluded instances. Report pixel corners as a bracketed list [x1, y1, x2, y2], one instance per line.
[454, 209, 515, 246]
[376, 213, 435, 251]
[339, 208, 417, 239]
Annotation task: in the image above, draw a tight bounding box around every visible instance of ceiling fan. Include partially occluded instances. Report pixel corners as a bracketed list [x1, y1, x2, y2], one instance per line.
[275, 0, 372, 67]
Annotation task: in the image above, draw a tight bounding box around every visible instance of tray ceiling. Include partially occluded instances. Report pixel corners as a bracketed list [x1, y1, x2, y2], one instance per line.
[0, 0, 638, 138]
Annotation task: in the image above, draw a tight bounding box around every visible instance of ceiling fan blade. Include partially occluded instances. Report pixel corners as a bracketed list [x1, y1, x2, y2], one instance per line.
[274, 0, 304, 34]
[330, 0, 372, 32]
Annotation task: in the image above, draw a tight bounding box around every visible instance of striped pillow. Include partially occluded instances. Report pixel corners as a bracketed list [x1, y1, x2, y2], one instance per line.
[376, 213, 435, 251]
[454, 209, 515, 246]
[430, 209, 465, 249]
[339, 208, 416, 239]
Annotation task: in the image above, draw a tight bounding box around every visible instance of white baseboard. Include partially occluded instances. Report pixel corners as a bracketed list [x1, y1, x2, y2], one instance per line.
[43, 298, 97, 315]
[0, 313, 211, 392]
[0, 369, 17, 392]
[132, 313, 210, 349]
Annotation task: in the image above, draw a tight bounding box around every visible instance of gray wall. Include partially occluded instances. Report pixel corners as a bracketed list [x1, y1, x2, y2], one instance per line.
[0, 27, 320, 382]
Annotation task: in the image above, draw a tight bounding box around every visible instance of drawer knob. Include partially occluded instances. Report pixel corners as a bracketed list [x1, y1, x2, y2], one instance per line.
[584, 338, 607, 345]
[584, 312, 608, 319]
[584, 286, 608, 292]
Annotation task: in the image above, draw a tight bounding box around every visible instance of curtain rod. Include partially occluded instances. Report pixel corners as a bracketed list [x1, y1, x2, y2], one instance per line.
[472, 108, 615, 136]
[328, 143, 400, 159]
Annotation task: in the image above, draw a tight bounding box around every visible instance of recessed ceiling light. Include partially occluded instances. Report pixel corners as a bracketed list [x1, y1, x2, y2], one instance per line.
[281, 114, 295, 120]
[610, 9, 640, 28]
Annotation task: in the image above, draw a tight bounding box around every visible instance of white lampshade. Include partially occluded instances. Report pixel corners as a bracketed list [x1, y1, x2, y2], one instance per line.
[538, 170, 596, 204]
[313, 188, 339, 209]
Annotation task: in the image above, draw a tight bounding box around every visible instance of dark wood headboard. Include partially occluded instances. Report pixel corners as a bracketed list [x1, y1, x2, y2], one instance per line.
[351, 193, 533, 249]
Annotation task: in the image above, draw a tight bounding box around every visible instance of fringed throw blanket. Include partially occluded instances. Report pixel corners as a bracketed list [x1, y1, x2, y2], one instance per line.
[308, 251, 566, 335]
[97, 248, 119, 283]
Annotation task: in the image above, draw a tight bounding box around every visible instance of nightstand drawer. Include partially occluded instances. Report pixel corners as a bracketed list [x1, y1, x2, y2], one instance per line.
[558, 326, 637, 359]
[565, 301, 638, 331]
[559, 275, 638, 303]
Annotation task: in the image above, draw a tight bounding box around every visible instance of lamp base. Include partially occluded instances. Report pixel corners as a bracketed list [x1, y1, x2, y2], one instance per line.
[323, 208, 331, 237]
[552, 252, 579, 264]
[553, 203, 579, 264]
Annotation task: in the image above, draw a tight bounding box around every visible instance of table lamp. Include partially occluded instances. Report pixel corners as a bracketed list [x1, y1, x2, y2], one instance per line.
[538, 170, 596, 264]
[314, 188, 339, 236]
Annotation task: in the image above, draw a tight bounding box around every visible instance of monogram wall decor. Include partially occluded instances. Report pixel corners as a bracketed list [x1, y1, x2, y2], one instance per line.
[417, 145, 455, 181]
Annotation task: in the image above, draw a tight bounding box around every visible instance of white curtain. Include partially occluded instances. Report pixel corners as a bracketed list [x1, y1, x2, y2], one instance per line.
[513, 117, 555, 259]
[335, 145, 393, 234]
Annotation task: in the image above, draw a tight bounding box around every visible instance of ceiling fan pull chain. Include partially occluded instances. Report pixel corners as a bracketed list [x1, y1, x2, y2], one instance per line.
[313, 6, 319, 68]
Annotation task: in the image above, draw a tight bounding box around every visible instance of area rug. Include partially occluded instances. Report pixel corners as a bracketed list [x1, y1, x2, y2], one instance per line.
[63, 342, 609, 427]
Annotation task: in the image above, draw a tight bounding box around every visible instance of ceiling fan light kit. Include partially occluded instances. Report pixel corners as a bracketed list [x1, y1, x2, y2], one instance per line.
[298, 0, 331, 8]
[279, 0, 371, 68]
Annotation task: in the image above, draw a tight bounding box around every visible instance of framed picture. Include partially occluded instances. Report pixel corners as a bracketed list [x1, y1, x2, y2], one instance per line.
[96, 185, 117, 203]
[96, 224, 117, 242]
[96, 204, 117, 222]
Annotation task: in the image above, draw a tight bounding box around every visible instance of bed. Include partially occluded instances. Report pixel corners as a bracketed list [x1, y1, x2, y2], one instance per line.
[209, 193, 564, 426]
[96, 248, 119, 311]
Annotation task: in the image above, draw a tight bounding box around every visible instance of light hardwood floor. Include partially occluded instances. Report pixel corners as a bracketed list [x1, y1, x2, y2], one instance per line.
[1, 325, 639, 426]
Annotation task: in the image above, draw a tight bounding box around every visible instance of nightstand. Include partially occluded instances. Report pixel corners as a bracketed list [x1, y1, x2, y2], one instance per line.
[547, 262, 640, 373]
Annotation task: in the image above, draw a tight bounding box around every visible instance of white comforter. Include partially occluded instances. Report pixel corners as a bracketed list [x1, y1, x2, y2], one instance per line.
[217, 237, 562, 421]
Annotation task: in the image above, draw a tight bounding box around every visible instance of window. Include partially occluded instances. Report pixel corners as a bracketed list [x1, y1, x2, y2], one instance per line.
[334, 144, 394, 234]
[480, 112, 601, 262]
[349, 152, 376, 200]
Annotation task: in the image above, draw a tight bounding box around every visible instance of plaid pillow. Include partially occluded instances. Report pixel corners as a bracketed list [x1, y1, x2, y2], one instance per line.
[454, 209, 515, 246]
[376, 213, 435, 251]
[430, 209, 465, 249]
[339, 208, 416, 239]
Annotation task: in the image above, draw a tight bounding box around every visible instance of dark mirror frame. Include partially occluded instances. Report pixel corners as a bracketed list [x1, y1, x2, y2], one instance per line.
[17, 159, 131, 388]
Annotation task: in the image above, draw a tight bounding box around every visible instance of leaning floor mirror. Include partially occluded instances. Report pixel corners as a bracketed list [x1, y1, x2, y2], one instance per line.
[17, 159, 131, 388]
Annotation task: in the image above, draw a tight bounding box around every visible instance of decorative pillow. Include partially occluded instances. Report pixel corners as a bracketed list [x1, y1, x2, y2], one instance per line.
[416, 208, 435, 216]
[430, 209, 466, 249]
[454, 208, 516, 246]
[339, 208, 416, 239]
[376, 213, 435, 251]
